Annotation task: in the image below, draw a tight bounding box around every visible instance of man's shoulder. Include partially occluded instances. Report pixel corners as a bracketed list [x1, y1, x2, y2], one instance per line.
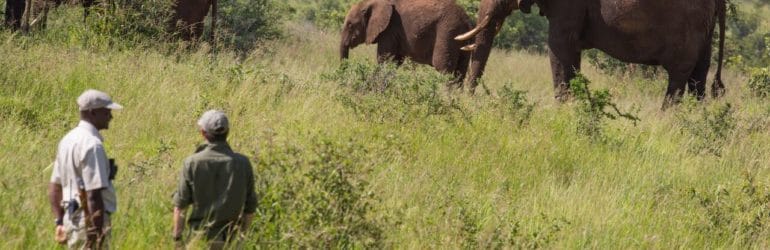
[231, 151, 251, 164]
[59, 127, 103, 150]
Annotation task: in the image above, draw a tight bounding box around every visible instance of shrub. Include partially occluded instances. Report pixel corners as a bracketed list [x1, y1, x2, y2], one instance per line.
[496, 83, 535, 127]
[747, 67, 770, 97]
[570, 73, 640, 141]
[217, 0, 284, 51]
[81, 0, 176, 45]
[676, 102, 736, 157]
[689, 171, 770, 246]
[327, 60, 469, 124]
[285, 0, 356, 30]
[724, 5, 770, 71]
[249, 135, 392, 248]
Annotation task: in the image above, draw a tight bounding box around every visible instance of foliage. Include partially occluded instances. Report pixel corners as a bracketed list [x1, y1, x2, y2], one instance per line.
[493, 9, 549, 53]
[79, 0, 175, 45]
[249, 135, 393, 248]
[689, 171, 770, 246]
[326, 60, 469, 124]
[217, 0, 285, 51]
[676, 101, 736, 157]
[570, 73, 640, 141]
[495, 83, 535, 127]
[285, 0, 357, 30]
[456, 204, 570, 249]
[724, 5, 770, 71]
[747, 67, 770, 97]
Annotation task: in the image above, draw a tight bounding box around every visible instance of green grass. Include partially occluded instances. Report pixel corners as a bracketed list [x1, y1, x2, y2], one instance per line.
[3, 5, 770, 249]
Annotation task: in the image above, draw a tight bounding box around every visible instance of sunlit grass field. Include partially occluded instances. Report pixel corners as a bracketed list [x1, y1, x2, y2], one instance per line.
[2, 5, 770, 249]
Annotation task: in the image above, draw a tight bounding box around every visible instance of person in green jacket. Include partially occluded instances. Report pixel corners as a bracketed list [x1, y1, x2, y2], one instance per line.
[172, 110, 257, 249]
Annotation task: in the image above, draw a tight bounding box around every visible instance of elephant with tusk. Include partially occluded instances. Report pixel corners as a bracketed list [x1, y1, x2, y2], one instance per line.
[340, 0, 484, 88]
[456, 0, 728, 108]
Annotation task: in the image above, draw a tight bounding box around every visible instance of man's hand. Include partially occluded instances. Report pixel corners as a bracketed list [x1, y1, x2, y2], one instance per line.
[54, 225, 67, 244]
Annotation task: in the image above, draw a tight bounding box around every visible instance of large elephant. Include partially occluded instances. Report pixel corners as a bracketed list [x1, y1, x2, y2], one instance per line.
[456, 0, 727, 107]
[170, 0, 217, 41]
[340, 0, 477, 86]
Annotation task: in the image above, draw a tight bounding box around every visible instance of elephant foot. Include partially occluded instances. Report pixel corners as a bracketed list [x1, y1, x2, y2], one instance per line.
[660, 95, 682, 111]
[554, 87, 572, 103]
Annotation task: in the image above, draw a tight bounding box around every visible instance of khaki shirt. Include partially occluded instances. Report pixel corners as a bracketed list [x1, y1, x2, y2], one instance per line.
[50, 121, 117, 213]
[173, 141, 257, 237]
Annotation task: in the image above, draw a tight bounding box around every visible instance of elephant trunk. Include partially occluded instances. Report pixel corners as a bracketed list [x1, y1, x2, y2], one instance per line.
[340, 42, 350, 60]
[466, 28, 497, 91]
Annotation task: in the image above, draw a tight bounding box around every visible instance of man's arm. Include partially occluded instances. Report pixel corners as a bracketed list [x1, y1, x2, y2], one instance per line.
[48, 183, 64, 224]
[241, 159, 257, 232]
[172, 207, 187, 241]
[49, 183, 67, 244]
[172, 160, 193, 241]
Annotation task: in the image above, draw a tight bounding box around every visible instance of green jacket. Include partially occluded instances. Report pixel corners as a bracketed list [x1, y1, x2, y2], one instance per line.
[173, 141, 257, 238]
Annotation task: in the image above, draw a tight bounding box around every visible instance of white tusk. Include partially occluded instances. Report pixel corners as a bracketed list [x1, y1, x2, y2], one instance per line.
[455, 15, 491, 41]
[461, 44, 478, 51]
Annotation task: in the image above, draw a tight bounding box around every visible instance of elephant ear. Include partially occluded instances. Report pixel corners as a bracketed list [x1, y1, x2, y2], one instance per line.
[365, 1, 393, 44]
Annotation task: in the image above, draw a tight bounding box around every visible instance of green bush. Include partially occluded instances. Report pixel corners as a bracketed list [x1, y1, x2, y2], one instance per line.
[747, 67, 770, 97]
[81, 0, 175, 45]
[724, 5, 770, 71]
[285, 0, 357, 30]
[493, 10, 549, 53]
[217, 0, 284, 51]
[249, 135, 392, 248]
[676, 102, 736, 157]
[327, 60, 469, 124]
[689, 172, 770, 246]
[570, 73, 640, 141]
[496, 83, 535, 127]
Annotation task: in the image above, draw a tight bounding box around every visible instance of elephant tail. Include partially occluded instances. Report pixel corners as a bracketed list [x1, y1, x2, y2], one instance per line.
[713, 0, 727, 98]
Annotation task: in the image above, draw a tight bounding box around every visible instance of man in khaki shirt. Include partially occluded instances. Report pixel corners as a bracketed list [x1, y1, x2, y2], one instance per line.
[172, 110, 257, 248]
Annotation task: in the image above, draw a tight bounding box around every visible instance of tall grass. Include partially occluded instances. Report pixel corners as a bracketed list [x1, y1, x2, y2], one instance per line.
[3, 4, 770, 249]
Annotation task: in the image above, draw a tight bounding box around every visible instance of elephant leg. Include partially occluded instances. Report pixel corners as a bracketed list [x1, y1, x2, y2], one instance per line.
[393, 54, 405, 66]
[454, 52, 470, 89]
[662, 71, 689, 109]
[686, 43, 712, 100]
[192, 22, 205, 41]
[548, 43, 581, 102]
[432, 48, 464, 88]
[376, 41, 401, 65]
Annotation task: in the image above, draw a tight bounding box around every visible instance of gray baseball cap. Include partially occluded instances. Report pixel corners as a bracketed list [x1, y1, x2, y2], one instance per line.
[77, 89, 123, 111]
[197, 110, 229, 135]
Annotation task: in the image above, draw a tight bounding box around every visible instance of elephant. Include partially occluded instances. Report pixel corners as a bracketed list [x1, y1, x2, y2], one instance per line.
[456, 0, 727, 108]
[5, 0, 27, 30]
[170, 0, 217, 41]
[5, 0, 96, 31]
[340, 0, 478, 86]
[4, 0, 51, 31]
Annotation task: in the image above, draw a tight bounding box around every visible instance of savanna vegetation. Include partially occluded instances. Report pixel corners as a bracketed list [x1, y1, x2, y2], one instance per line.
[2, 0, 770, 248]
